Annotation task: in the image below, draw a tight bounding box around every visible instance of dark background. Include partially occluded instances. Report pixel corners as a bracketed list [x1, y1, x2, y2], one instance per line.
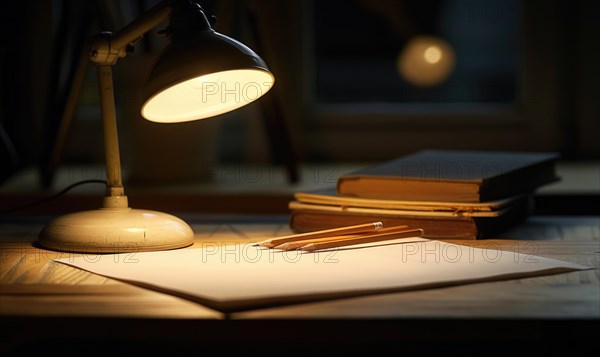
[1, 0, 598, 190]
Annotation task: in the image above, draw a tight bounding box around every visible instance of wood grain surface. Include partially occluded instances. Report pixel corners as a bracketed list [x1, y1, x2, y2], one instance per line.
[1, 216, 598, 320]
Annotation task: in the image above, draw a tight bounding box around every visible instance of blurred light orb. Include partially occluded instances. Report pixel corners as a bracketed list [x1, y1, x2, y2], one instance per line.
[397, 36, 455, 87]
[424, 46, 442, 64]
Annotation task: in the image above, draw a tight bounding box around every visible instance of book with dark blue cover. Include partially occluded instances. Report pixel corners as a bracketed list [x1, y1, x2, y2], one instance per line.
[337, 150, 560, 202]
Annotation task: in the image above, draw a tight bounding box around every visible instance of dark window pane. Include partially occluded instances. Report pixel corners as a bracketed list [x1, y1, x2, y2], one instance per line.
[315, 0, 520, 103]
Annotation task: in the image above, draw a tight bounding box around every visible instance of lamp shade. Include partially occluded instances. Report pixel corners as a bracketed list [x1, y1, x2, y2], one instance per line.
[141, 3, 274, 123]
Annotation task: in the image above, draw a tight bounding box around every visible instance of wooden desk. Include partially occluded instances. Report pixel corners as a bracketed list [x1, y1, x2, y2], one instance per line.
[1, 215, 598, 354]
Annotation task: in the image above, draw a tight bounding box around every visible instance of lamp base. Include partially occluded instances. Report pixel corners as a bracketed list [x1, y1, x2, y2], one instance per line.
[38, 208, 194, 253]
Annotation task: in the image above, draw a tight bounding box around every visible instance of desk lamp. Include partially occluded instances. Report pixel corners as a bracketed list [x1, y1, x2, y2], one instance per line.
[38, 0, 274, 253]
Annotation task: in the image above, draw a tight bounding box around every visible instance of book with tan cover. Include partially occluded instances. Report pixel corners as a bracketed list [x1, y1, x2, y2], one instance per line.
[294, 188, 518, 213]
[289, 194, 533, 240]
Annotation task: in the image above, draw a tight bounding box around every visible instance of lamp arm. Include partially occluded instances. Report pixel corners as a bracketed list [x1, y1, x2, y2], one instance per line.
[111, 0, 173, 52]
[89, 0, 174, 208]
[89, 0, 174, 65]
[96, 64, 127, 208]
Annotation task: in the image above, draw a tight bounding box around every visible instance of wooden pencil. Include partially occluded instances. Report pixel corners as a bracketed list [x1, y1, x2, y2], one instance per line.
[253, 221, 384, 248]
[273, 225, 409, 250]
[300, 228, 425, 252]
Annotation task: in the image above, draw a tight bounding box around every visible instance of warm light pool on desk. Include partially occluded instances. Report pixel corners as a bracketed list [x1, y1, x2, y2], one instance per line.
[38, 0, 274, 253]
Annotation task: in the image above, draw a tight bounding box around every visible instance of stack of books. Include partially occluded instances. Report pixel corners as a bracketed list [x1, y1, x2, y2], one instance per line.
[289, 150, 561, 240]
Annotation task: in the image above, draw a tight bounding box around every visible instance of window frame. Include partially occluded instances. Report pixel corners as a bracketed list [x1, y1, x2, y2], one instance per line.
[296, 0, 564, 161]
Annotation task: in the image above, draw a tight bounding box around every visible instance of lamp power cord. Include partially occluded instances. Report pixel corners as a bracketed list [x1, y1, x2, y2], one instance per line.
[0, 179, 107, 215]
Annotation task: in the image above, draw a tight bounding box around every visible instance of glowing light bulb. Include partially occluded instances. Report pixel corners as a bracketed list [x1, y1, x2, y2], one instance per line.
[397, 36, 455, 87]
[424, 46, 442, 64]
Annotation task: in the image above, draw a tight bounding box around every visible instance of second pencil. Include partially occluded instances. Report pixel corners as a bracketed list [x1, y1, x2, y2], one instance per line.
[254, 221, 384, 248]
[300, 228, 425, 252]
[273, 225, 409, 250]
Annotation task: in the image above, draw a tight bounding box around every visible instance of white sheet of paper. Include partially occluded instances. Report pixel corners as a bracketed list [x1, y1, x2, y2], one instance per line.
[54, 238, 589, 312]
